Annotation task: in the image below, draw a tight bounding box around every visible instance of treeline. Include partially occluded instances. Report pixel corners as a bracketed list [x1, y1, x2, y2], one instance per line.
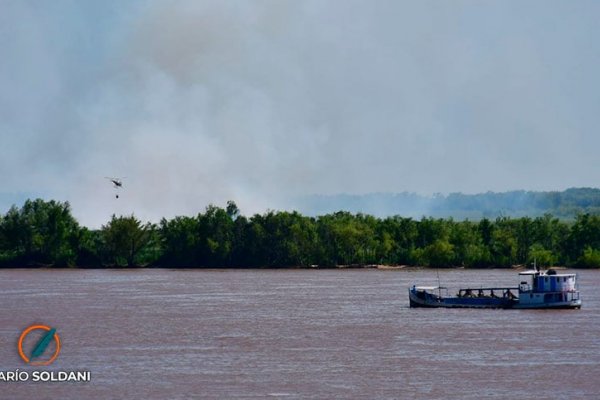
[1, 199, 600, 268]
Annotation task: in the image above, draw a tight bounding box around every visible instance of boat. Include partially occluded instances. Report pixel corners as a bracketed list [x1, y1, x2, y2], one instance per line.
[409, 269, 581, 309]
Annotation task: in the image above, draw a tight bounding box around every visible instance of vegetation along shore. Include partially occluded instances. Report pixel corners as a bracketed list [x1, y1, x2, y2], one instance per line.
[1, 199, 599, 269]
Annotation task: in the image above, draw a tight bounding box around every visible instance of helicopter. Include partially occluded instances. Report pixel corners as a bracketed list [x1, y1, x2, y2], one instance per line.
[105, 177, 125, 198]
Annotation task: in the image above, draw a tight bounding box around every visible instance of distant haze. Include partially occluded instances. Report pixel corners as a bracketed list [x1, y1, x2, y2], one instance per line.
[2, 1, 599, 227]
[293, 188, 600, 220]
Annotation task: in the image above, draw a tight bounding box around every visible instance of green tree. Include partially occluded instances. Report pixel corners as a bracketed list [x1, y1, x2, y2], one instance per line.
[421, 239, 455, 267]
[0, 199, 80, 266]
[449, 221, 481, 266]
[383, 216, 418, 264]
[478, 218, 493, 247]
[245, 211, 319, 267]
[159, 216, 200, 267]
[578, 246, 600, 268]
[374, 218, 396, 265]
[463, 243, 492, 268]
[197, 205, 234, 266]
[566, 214, 600, 264]
[0, 205, 29, 264]
[514, 217, 533, 263]
[75, 227, 103, 267]
[226, 200, 240, 220]
[101, 215, 153, 266]
[316, 212, 376, 266]
[231, 215, 250, 266]
[490, 220, 517, 267]
[528, 243, 556, 267]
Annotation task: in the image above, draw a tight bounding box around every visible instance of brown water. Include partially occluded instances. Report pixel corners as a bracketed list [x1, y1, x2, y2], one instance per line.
[0, 268, 598, 399]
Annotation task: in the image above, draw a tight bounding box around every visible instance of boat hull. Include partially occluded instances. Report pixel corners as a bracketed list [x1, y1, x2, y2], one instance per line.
[512, 300, 582, 309]
[409, 289, 581, 309]
[409, 290, 515, 309]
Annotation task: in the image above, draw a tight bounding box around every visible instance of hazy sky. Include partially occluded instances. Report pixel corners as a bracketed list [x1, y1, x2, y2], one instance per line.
[2, 0, 599, 227]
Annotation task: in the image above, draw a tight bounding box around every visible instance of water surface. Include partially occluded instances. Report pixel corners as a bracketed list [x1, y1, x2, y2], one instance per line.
[0, 268, 598, 399]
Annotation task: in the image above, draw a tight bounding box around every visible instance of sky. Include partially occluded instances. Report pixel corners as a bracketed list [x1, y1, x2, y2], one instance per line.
[1, 0, 599, 227]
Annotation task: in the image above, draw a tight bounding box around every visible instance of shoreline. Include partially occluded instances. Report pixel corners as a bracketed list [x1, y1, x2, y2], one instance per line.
[0, 264, 577, 270]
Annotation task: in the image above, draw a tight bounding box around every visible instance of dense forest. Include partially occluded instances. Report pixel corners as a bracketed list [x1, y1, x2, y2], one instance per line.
[296, 187, 600, 220]
[1, 199, 600, 268]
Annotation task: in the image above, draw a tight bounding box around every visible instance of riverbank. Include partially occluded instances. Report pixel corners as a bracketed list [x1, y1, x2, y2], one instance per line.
[0, 264, 582, 270]
[3, 199, 600, 270]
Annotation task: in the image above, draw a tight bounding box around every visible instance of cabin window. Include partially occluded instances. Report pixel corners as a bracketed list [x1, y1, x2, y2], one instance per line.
[563, 277, 567, 282]
[545, 277, 548, 283]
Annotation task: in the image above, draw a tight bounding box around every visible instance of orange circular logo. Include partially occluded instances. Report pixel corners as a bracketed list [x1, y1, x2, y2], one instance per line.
[18, 325, 61, 366]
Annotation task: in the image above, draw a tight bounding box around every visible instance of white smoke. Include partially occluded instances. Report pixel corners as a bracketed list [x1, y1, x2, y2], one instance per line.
[2, 1, 599, 227]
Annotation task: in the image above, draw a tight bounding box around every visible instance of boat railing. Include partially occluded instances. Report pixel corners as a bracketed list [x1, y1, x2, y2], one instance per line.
[568, 291, 580, 301]
[456, 287, 519, 299]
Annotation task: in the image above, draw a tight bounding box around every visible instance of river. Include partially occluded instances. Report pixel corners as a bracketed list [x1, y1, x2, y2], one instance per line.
[0, 268, 598, 399]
